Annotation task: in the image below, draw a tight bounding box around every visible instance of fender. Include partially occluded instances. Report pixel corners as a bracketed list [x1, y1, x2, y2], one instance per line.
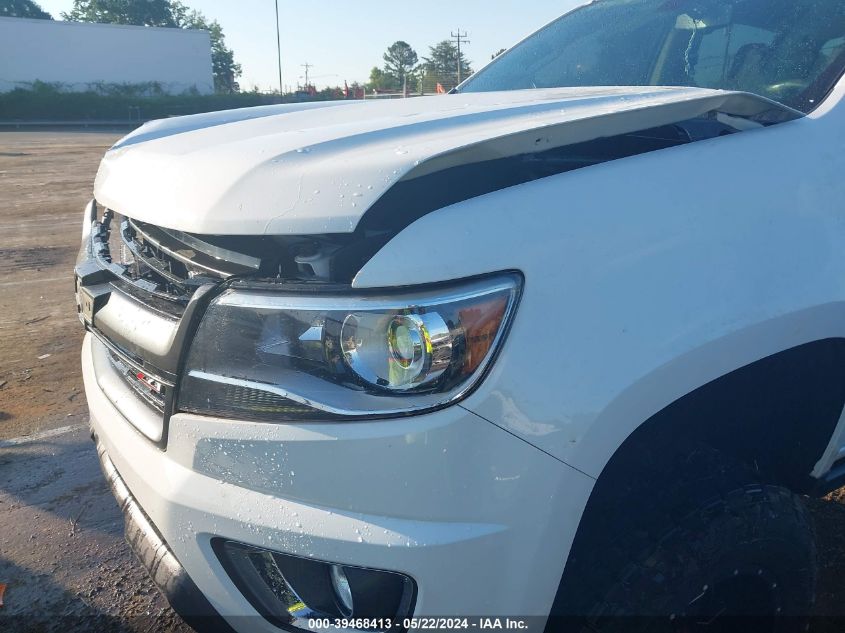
[354, 79, 845, 482]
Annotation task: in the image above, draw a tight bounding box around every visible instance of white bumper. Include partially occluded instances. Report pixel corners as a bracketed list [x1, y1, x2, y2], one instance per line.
[82, 333, 594, 632]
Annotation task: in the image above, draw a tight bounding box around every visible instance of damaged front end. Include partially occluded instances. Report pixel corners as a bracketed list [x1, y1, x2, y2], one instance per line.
[83, 205, 389, 292]
[74, 201, 390, 443]
[76, 87, 802, 444]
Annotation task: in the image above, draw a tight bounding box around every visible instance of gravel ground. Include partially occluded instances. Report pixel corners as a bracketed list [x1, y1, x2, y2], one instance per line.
[0, 131, 192, 632]
[0, 131, 844, 632]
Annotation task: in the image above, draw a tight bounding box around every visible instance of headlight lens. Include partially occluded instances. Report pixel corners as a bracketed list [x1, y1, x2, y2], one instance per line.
[178, 273, 521, 421]
[341, 311, 452, 390]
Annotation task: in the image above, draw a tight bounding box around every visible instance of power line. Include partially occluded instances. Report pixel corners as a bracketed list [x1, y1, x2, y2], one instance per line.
[450, 29, 470, 85]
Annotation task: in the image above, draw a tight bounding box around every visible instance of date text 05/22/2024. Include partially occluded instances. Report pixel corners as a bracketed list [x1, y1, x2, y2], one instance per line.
[308, 619, 530, 630]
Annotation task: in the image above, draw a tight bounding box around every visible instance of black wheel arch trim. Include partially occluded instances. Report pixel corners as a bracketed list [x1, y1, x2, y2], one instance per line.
[546, 337, 845, 628]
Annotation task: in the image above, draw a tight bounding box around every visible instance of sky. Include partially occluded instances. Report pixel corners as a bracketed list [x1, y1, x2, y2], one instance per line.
[35, 1, 582, 90]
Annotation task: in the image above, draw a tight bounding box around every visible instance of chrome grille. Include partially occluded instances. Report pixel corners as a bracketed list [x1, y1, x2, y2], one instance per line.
[96, 210, 261, 306]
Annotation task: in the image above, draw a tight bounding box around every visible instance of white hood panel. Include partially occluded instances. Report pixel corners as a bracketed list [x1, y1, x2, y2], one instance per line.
[93, 87, 796, 235]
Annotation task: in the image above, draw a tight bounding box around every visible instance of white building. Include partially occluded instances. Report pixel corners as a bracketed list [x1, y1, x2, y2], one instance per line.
[0, 17, 214, 94]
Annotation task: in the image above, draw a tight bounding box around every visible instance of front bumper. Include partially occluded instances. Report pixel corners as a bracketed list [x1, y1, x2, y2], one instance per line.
[93, 432, 236, 632]
[83, 333, 594, 632]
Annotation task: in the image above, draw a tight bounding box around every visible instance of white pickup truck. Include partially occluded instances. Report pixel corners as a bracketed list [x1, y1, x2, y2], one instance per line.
[76, 0, 845, 631]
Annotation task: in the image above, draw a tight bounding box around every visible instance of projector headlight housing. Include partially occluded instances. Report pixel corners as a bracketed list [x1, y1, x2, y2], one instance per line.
[178, 273, 521, 421]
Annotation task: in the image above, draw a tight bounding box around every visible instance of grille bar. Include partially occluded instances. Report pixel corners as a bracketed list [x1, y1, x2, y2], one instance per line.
[150, 223, 262, 273]
[128, 219, 260, 279]
[96, 209, 264, 307]
[119, 220, 212, 291]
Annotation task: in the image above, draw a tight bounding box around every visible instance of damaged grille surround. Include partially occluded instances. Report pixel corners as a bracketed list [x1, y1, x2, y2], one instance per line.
[75, 202, 376, 443]
[77, 204, 237, 439]
[97, 209, 257, 306]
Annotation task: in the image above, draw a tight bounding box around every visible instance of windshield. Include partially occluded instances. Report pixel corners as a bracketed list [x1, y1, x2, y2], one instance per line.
[459, 0, 845, 112]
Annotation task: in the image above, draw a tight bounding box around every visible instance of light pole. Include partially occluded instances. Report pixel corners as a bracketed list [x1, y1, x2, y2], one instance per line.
[274, 0, 283, 98]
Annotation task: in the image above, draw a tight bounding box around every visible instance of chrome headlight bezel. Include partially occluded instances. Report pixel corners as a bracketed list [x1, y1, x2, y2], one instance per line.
[177, 273, 522, 422]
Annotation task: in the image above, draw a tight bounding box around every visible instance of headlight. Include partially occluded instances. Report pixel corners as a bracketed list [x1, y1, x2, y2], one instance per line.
[178, 273, 521, 421]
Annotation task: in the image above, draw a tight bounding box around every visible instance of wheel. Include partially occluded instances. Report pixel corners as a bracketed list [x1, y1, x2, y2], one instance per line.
[555, 445, 817, 633]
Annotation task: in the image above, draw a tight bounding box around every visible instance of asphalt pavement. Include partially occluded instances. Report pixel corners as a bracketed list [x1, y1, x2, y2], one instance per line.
[0, 422, 193, 632]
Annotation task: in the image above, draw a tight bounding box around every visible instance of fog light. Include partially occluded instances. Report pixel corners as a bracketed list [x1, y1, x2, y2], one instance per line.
[214, 539, 416, 631]
[330, 564, 354, 617]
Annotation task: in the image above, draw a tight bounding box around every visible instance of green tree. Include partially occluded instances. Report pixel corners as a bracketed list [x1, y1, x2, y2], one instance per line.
[367, 66, 397, 92]
[62, 0, 176, 26]
[383, 41, 418, 92]
[492, 48, 507, 60]
[172, 2, 241, 94]
[1, 0, 52, 18]
[422, 40, 473, 92]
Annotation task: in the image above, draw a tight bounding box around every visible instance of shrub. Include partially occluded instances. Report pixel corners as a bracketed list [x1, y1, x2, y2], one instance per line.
[0, 83, 336, 122]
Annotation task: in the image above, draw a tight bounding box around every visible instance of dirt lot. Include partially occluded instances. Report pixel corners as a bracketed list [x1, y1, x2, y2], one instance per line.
[0, 131, 102, 441]
[0, 131, 844, 631]
[0, 131, 191, 632]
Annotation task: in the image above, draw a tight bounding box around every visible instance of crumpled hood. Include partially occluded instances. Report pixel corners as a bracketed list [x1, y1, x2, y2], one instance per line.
[94, 87, 798, 235]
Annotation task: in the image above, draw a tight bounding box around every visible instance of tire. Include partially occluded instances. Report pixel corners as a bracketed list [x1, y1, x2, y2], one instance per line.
[554, 445, 817, 633]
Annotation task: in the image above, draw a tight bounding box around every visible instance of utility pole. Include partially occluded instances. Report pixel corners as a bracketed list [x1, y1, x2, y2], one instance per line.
[301, 62, 314, 88]
[274, 0, 283, 97]
[450, 29, 470, 85]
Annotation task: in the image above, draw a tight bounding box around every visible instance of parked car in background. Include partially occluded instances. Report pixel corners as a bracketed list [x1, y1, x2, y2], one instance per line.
[76, 0, 845, 630]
